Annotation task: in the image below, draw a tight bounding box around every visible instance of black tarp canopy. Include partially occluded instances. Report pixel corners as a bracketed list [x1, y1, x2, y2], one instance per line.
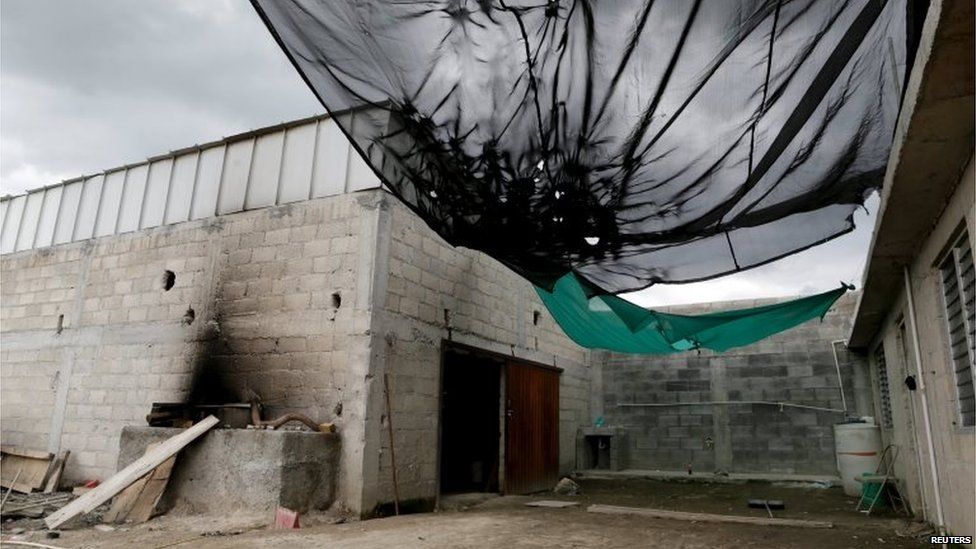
[252, 0, 908, 296]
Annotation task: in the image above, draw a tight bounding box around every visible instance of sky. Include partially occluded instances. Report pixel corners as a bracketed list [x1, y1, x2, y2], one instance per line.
[0, 0, 877, 306]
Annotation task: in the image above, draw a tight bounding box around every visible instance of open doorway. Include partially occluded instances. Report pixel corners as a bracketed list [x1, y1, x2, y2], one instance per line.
[439, 345, 502, 494]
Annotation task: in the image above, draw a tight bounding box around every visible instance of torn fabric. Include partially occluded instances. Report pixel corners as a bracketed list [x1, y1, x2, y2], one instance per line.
[252, 0, 907, 294]
[535, 273, 848, 353]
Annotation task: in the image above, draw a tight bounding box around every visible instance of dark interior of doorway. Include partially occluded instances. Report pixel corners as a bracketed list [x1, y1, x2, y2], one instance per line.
[440, 346, 501, 494]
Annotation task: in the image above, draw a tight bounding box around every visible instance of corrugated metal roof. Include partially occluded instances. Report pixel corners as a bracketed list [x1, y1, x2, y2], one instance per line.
[0, 111, 382, 254]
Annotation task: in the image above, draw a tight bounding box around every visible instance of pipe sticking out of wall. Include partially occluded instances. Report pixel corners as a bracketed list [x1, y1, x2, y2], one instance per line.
[829, 339, 850, 412]
[616, 401, 846, 413]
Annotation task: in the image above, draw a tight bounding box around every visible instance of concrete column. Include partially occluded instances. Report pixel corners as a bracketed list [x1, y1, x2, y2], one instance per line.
[47, 241, 94, 454]
[350, 190, 393, 516]
[710, 360, 732, 472]
[589, 350, 607, 422]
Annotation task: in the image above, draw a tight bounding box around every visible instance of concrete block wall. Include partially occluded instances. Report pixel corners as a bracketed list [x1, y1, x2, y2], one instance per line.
[187, 196, 368, 418]
[363, 195, 593, 512]
[0, 347, 61, 451]
[1, 185, 593, 515]
[0, 193, 374, 494]
[597, 293, 872, 476]
[1, 231, 210, 478]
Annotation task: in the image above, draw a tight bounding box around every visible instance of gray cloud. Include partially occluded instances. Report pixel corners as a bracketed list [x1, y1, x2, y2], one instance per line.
[1, 0, 322, 194]
[0, 0, 874, 304]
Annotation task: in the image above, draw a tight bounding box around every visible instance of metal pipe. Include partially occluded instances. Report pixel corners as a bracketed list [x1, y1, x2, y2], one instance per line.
[616, 401, 846, 413]
[906, 383, 929, 521]
[830, 339, 850, 412]
[903, 266, 946, 537]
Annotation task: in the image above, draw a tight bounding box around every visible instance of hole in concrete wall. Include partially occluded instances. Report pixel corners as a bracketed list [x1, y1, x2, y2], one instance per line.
[532, 310, 541, 326]
[182, 307, 196, 325]
[443, 308, 452, 327]
[56, 314, 64, 335]
[162, 270, 176, 291]
[331, 292, 341, 309]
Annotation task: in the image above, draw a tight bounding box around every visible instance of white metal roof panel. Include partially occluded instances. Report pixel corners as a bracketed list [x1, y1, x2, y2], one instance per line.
[0, 112, 386, 254]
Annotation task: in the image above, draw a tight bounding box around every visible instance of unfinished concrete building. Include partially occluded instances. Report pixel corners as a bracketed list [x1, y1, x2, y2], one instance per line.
[1, 106, 876, 517]
[0, 113, 592, 516]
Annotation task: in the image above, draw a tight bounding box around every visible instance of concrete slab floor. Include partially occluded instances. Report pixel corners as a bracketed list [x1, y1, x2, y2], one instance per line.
[3, 479, 931, 548]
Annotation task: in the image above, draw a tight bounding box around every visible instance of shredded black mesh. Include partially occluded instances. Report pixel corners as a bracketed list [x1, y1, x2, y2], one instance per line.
[252, 0, 907, 294]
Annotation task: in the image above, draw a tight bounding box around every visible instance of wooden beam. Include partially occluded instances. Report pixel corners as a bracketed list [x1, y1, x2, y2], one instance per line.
[1, 446, 54, 461]
[45, 415, 219, 529]
[43, 451, 70, 494]
[586, 504, 833, 529]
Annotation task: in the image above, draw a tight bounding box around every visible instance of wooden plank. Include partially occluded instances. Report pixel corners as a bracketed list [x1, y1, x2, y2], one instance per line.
[1, 455, 51, 493]
[586, 504, 834, 529]
[45, 415, 219, 529]
[104, 443, 175, 524]
[0, 468, 22, 511]
[103, 444, 160, 523]
[125, 454, 175, 522]
[43, 451, 70, 494]
[1, 446, 54, 460]
[102, 476, 149, 523]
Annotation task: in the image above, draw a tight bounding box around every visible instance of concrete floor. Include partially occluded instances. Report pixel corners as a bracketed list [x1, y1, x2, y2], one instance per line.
[3, 479, 931, 548]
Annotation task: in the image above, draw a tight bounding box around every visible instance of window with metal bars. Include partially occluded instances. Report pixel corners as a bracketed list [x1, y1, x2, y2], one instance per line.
[939, 230, 975, 427]
[874, 345, 894, 429]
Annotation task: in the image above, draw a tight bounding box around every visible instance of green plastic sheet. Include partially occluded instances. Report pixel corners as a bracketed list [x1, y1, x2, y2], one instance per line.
[535, 274, 848, 354]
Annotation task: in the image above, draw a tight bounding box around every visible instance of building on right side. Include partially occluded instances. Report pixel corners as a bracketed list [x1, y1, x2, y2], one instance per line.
[848, 0, 974, 540]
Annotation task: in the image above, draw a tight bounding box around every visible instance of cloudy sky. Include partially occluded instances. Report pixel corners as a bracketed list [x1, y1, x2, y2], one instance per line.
[0, 0, 876, 306]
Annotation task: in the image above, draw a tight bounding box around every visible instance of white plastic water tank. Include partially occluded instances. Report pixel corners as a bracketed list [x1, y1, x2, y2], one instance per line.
[834, 422, 883, 497]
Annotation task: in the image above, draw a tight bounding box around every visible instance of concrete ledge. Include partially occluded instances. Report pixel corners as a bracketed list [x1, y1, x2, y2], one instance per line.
[575, 469, 840, 486]
[119, 427, 339, 516]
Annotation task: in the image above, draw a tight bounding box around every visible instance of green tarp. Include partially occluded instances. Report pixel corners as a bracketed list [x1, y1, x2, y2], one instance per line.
[535, 273, 848, 354]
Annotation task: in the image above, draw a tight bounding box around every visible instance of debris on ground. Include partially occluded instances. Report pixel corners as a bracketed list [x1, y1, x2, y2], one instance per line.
[273, 507, 301, 529]
[201, 529, 245, 537]
[1, 492, 75, 520]
[44, 415, 219, 529]
[894, 521, 935, 541]
[553, 478, 580, 496]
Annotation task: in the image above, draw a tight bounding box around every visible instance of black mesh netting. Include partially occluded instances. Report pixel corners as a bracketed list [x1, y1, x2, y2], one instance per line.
[252, 0, 908, 295]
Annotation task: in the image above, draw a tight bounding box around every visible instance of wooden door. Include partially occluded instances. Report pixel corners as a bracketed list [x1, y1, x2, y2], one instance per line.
[505, 360, 560, 494]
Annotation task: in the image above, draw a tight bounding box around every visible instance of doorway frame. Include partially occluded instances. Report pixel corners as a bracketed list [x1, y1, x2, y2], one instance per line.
[436, 341, 563, 506]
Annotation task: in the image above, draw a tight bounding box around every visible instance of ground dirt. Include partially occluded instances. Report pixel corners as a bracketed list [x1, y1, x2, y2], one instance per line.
[1, 478, 934, 548]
